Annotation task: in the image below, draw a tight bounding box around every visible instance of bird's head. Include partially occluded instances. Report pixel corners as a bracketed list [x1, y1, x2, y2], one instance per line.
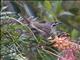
[51, 22, 62, 27]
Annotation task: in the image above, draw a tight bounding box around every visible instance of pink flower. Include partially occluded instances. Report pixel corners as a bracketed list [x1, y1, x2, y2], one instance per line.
[58, 49, 76, 60]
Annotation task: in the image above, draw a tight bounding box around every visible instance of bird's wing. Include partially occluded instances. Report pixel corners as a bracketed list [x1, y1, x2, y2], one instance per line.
[31, 22, 52, 34]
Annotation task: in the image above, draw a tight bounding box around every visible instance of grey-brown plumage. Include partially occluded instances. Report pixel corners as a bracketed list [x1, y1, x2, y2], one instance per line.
[20, 17, 62, 38]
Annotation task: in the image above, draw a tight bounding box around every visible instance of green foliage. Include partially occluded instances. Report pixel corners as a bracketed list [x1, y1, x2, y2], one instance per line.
[44, 1, 52, 11]
[1, 1, 80, 60]
[71, 29, 79, 39]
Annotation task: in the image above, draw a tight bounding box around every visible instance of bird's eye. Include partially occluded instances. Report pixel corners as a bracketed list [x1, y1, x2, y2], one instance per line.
[51, 22, 62, 27]
[52, 22, 58, 26]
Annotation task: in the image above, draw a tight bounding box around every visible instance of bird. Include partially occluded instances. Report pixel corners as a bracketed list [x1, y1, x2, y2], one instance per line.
[20, 16, 62, 38]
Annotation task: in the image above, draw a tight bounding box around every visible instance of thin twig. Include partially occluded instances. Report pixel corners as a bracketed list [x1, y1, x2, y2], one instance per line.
[6, 31, 26, 60]
[41, 47, 67, 60]
[12, 18, 39, 43]
[42, 48, 60, 57]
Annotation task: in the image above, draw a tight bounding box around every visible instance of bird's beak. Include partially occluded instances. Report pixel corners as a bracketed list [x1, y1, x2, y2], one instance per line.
[56, 22, 62, 25]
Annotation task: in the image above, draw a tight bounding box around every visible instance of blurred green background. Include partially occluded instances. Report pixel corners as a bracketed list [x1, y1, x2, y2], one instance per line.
[1, 0, 80, 60]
